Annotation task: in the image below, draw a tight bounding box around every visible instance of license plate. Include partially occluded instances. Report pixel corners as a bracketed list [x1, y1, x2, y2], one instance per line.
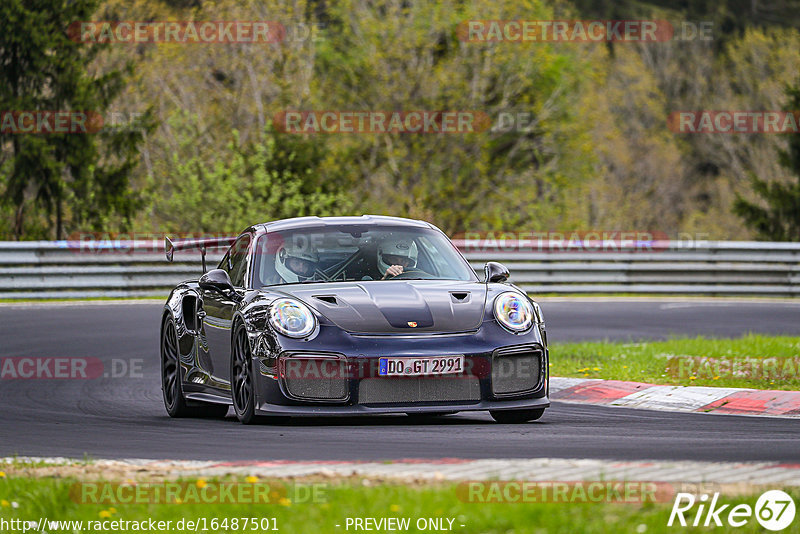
[378, 355, 465, 377]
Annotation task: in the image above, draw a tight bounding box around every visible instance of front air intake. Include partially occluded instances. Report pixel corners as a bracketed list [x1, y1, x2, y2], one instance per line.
[280, 354, 349, 402]
[491, 346, 544, 396]
[358, 376, 481, 405]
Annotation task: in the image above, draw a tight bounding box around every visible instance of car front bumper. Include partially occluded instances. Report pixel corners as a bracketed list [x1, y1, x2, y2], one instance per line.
[251, 323, 550, 416]
[253, 396, 550, 416]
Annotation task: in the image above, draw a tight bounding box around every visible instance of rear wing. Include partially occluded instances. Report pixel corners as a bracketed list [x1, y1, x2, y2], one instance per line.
[165, 235, 236, 272]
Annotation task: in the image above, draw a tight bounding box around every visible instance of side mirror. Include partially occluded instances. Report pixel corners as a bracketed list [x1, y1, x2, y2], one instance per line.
[484, 261, 510, 283]
[199, 269, 236, 294]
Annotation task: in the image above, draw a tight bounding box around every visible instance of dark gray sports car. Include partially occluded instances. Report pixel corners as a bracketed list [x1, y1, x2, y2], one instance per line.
[161, 215, 549, 424]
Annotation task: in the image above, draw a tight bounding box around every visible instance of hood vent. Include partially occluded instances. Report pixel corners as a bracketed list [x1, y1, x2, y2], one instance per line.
[276, 281, 486, 334]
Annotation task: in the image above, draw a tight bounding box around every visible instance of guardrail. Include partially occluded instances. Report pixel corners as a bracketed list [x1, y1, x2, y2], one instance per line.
[0, 240, 797, 299]
[457, 239, 800, 297]
[0, 241, 222, 299]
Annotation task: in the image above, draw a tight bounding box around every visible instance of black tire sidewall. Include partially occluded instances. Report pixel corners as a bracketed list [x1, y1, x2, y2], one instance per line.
[231, 324, 257, 424]
[162, 317, 189, 417]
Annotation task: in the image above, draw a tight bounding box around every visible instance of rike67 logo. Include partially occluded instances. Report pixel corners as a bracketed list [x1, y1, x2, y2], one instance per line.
[669, 490, 795, 531]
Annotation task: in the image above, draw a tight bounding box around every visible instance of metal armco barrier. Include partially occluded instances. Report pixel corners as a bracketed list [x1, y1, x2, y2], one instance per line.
[0, 239, 798, 299]
[457, 239, 800, 297]
[0, 241, 224, 299]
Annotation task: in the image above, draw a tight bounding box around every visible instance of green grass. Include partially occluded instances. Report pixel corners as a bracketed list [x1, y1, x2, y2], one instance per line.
[0, 475, 796, 534]
[550, 334, 800, 390]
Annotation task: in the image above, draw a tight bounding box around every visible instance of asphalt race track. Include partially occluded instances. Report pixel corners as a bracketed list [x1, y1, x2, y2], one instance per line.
[1, 300, 799, 462]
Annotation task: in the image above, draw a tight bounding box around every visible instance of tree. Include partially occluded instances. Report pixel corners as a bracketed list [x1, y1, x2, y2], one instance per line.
[0, 0, 146, 239]
[312, 0, 597, 234]
[733, 83, 800, 241]
[155, 120, 349, 234]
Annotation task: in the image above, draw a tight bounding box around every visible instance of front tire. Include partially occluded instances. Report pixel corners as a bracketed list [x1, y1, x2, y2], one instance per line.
[490, 408, 545, 424]
[161, 316, 228, 418]
[231, 323, 259, 424]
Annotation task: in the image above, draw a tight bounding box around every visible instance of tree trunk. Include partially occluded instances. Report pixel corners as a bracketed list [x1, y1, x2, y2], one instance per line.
[13, 204, 24, 241]
[56, 196, 63, 241]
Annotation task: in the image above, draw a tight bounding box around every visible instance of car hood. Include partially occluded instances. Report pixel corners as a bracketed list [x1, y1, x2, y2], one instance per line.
[271, 280, 487, 334]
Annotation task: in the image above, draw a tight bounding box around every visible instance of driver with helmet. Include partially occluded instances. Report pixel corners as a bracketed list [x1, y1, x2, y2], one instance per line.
[377, 237, 419, 279]
[273, 242, 320, 283]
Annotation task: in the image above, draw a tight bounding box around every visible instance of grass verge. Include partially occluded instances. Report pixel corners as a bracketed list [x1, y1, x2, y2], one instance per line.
[0, 474, 796, 534]
[550, 334, 800, 390]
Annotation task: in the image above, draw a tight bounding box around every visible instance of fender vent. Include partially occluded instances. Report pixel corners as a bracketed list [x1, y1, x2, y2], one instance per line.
[181, 295, 198, 331]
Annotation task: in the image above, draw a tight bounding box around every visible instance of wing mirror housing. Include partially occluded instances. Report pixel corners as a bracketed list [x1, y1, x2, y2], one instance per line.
[199, 269, 236, 294]
[484, 261, 510, 283]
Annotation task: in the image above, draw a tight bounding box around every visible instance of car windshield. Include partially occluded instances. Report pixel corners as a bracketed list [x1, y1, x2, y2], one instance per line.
[253, 225, 477, 287]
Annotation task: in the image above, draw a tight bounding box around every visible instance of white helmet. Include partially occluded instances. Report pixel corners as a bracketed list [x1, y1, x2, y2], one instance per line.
[275, 243, 319, 283]
[377, 237, 418, 276]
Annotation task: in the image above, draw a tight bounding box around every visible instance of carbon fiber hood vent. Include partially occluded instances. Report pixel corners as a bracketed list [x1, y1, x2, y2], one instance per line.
[275, 280, 486, 334]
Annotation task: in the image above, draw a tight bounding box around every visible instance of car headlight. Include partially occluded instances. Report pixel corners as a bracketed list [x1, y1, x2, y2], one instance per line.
[493, 291, 534, 333]
[269, 298, 316, 338]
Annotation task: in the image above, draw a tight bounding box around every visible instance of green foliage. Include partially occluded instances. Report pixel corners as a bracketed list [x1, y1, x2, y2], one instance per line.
[154, 119, 350, 234]
[733, 83, 800, 241]
[0, 0, 148, 239]
[312, 0, 597, 234]
[4, 0, 800, 239]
